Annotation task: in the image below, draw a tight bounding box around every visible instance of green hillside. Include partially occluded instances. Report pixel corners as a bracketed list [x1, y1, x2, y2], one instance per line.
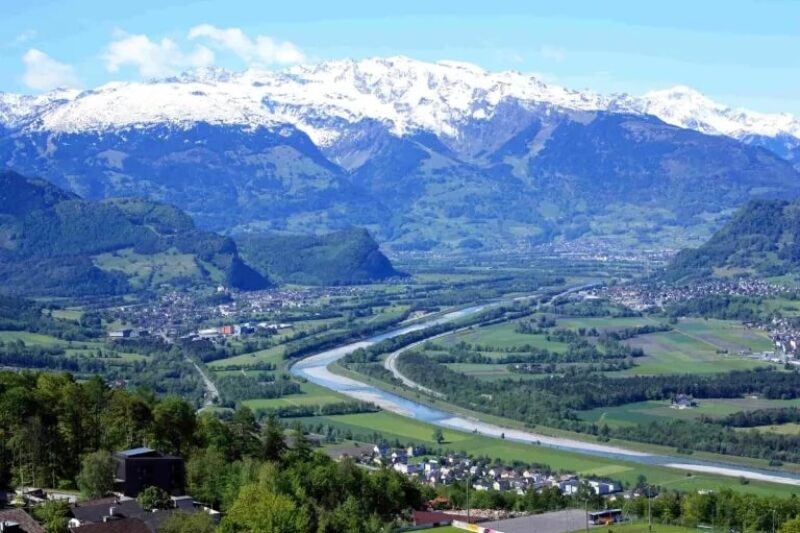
[665, 199, 800, 281]
[236, 228, 402, 285]
[0, 170, 270, 296]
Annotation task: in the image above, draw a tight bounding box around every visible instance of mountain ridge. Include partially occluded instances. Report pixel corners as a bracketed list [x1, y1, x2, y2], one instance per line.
[2, 56, 798, 150]
[2, 57, 800, 252]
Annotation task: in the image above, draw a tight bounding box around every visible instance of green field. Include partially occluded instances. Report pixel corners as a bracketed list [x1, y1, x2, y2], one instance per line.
[578, 398, 800, 428]
[209, 345, 285, 368]
[558, 316, 660, 331]
[748, 422, 800, 435]
[242, 382, 347, 409]
[0, 331, 65, 345]
[439, 321, 569, 352]
[620, 320, 770, 375]
[300, 411, 798, 497]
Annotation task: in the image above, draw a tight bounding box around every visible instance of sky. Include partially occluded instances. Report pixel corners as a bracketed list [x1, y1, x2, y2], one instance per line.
[1, 0, 799, 114]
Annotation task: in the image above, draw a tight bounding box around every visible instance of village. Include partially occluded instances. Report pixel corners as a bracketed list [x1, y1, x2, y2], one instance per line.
[328, 442, 623, 500]
[104, 285, 368, 340]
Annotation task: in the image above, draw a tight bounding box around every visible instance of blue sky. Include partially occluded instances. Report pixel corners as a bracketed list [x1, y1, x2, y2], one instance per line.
[2, 0, 799, 113]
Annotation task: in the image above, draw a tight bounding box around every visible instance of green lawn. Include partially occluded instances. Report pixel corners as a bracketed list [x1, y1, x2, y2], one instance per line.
[300, 411, 798, 497]
[747, 422, 800, 436]
[620, 323, 769, 375]
[558, 316, 660, 331]
[578, 398, 800, 429]
[209, 345, 285, 368]
[242, 382, 347, 409]
[0, 331, 64, 346]
[439, 322, 569, 352]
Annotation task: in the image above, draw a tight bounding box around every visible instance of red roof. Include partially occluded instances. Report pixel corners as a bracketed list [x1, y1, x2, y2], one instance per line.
[413, 510, 480, 525]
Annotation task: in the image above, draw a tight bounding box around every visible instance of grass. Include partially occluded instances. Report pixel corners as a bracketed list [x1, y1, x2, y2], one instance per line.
[558, 316, 660, 330]
[242, 382, 347, 409]
[0, 331, 64, 345]
[208, 345, 285, 368]
[301, 411, 799, 497]
[94, 247, 209, 288]
[747, 423, 800, 435]
[577, 398, 800, 429]
[439, 322, 569, 352]
[620, 324, 769, 376]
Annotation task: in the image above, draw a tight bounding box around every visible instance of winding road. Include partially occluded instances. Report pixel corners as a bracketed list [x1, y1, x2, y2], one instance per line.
[290, 288, 800, 487]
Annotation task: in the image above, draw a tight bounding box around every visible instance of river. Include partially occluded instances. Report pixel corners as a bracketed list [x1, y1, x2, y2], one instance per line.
[290, 297, 800, 487]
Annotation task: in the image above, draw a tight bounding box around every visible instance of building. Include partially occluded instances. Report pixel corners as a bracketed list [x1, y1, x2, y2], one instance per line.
[0, 509, 45, 533]
[113, 448, 185, 497]
[68, 518, 150, 533]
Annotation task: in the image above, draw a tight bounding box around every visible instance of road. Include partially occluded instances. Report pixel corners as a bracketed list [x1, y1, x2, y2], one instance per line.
[188, 358, 220, 412]
[383, 284, 586, 396]
[291, 285, 800, 487]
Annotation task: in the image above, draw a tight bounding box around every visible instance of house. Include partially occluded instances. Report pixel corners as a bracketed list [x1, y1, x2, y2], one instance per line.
[393, 463, 422, 475]
[68, 518, 150, 533]
[0, 509, 45, 533]
[113, 447, 185, 497]
[671, 394, 697, 410]
[107, 329, 132, 339]
[372, 444, 389, 457]
[589, 480, 622, 495]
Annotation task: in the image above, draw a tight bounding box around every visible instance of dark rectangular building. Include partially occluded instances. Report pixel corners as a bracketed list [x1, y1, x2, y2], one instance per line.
[113, 447, 185, 497]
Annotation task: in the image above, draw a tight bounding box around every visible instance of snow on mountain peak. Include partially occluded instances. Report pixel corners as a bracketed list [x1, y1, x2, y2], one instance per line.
[1, 55, 799, 146]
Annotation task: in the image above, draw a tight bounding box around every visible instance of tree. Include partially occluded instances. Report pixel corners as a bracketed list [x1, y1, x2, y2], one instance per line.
[160, 511, 216, 533]
[33, 499, 69, 533]
[288, 421, 311, 461]
[219, 484, 309, 533]
[77, 450, 115, 498]
[780, 516, 800, 533]
[261, 414, 286, 462]
[137, 485, 172, 511]
[433, 428, 444, 445]
[152, 396, 196, 456]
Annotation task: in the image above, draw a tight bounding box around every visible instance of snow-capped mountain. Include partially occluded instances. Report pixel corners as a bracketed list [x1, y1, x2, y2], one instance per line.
[2, 56, 799, 252]
[2, 56, 799, 153]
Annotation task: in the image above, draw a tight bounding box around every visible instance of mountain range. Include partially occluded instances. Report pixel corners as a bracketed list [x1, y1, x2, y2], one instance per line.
[0, 170, 398, 296]
[2, 56, 799, 252]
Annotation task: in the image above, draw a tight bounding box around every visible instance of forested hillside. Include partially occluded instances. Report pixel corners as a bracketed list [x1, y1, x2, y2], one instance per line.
[236, 228, 401, 285]
[665, 199, 800, 281]
[0, 170, 270, 296]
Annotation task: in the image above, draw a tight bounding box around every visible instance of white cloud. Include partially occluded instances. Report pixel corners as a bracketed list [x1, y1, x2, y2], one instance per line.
[103, 33, 215, 78]
[540, 45, 566, 62]
[15, 30, 37, 44]
[188, 24, 305, 65]
[21, 49, 80, 91]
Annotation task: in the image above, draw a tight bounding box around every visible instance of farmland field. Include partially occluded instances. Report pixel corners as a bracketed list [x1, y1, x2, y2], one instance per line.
[577, 398, 800, 428]
[242, 382, 346, 409]
[208, 345, 285, 368]
[619, 321, 770, 375]
[747, 423, 800, 435]
[438, 322, 569, 352]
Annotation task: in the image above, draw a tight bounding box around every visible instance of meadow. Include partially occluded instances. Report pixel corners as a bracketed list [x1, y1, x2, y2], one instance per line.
[577, 398, 800, 429]
[242, 382, 347, 409]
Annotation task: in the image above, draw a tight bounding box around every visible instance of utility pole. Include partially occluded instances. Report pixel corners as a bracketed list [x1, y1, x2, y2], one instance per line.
[772, 509, 776, 533]
[648, 485, 652, 533]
